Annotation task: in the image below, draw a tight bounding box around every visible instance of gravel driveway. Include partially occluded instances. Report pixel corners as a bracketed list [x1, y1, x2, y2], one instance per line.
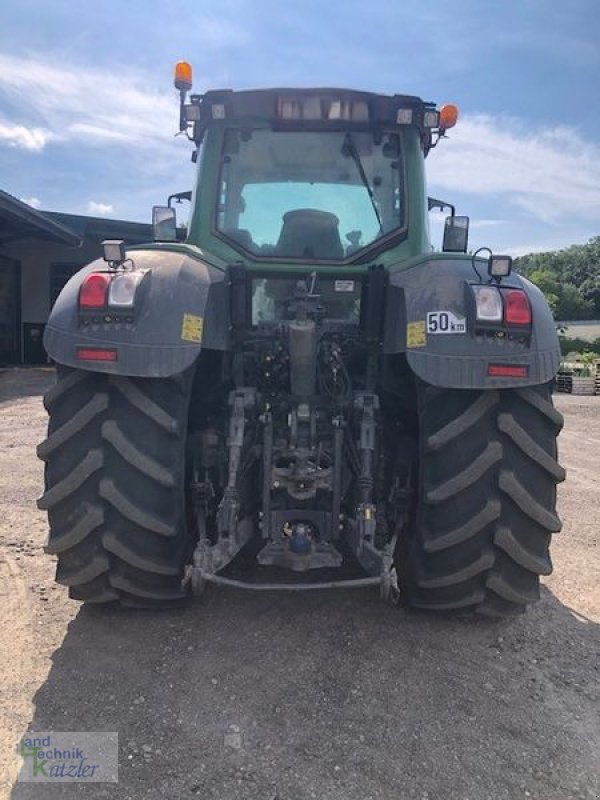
[1, 368, 598, 800]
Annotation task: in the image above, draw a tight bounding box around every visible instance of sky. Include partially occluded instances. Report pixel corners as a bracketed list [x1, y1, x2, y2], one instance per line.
[0, 0, 598, 257]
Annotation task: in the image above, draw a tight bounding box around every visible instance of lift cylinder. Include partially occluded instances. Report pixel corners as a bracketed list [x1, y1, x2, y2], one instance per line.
[288, 320, 317, 398]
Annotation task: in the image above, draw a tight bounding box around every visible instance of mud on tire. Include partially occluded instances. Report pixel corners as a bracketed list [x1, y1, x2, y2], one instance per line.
[38, 367, 193, 608]
[399, 382, 565, 617]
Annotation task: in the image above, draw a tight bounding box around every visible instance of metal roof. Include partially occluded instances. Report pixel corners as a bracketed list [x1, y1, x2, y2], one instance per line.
[0, 191, 82, 247]
[45, 212, 152, 244]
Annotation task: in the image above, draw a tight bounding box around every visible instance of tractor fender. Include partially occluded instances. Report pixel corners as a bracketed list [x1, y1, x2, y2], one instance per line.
[44, 248, 228, 377]
[383, 256, 560, 388]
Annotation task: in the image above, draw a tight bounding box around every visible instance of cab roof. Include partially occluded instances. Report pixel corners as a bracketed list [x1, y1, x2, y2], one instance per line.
[186, 87, 439, 142]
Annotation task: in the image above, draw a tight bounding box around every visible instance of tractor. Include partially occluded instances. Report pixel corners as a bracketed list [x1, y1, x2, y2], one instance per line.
[37, 62, 565, 615]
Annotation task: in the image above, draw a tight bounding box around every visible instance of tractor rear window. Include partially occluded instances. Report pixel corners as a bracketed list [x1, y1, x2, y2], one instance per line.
[251, 276, 361, 325]
[216, 129, 404, 261]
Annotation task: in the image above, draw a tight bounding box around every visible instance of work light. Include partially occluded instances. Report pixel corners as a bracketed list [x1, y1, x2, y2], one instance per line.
[488, 255, 513, 279]
[102, 240, 126, 265]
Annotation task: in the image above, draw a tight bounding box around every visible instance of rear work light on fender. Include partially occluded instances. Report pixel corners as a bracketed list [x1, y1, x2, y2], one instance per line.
[79, 273, 111, 309]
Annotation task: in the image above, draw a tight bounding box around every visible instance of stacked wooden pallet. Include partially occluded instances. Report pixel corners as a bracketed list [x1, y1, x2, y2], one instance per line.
[595, 360, 600, 395]
[556, 369, 573, 393]
[572, 376, 596, 396]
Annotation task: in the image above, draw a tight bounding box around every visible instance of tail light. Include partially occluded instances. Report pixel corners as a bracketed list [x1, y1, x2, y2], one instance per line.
[79, 271, 144, 311]
[79, 273, 111, 309]
[107, 272, 144, 308]
[473, 286, 503, 322]
[501, 289, 532, 325]
[471, 285, 533, 327]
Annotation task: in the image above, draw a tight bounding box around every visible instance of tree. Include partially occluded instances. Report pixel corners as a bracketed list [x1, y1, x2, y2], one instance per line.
[581, 278, 600, 317]
[516, 236, 600, 321]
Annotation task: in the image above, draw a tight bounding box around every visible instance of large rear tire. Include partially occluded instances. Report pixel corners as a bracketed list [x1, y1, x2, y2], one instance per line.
[37, 367, 193, 608]
[399, 382, 565, 617]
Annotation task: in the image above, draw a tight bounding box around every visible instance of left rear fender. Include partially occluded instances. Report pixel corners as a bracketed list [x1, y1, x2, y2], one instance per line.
[44, 248, 228, 377]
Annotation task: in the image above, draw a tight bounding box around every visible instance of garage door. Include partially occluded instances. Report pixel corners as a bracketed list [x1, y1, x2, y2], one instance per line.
[0, 256, 20, 365]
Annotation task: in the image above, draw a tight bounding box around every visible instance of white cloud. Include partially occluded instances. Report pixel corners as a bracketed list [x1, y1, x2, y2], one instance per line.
[427, 115, 600, 226]
[19, 196, 42, 209]
[87, 201, 113, 216]
[0, 122, 56, 151]
[68, 123, 133, 143]
[0, 54, 181, 157]
[470, 219, 505, 229]
[429, 215, 505, 229]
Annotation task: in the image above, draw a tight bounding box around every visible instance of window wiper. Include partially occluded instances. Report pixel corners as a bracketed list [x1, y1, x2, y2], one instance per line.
[342, 134, 384, 235]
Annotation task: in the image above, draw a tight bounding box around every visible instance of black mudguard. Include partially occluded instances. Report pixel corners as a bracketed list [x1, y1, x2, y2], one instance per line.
[44, 248, 229, 377]
[383, 256, 560, 389]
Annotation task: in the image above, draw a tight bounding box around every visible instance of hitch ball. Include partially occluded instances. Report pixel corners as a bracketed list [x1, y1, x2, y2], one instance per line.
[282, 521, 315, 555]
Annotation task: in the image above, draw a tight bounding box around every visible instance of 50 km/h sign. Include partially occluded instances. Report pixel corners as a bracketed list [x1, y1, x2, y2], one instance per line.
[426, 310, 466, 334]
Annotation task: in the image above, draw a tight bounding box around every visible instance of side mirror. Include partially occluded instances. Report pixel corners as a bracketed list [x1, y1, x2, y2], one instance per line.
[152, 206, 177, 242]
[442, 215, 469, 253]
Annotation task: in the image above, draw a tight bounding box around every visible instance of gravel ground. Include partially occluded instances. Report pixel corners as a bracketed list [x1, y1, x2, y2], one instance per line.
[0, 368, 598, 800]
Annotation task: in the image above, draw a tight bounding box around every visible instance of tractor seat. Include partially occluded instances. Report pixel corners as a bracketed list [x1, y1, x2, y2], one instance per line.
[225, 228, 255, 251]
[275, 209, 344, 259]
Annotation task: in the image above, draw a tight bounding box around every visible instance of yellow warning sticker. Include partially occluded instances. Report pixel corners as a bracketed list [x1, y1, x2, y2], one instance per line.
[181, 313, 204, 343]
[406, 320, 426, 348]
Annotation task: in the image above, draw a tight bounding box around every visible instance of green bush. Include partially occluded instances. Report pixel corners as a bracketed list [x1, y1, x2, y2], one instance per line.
[558, 336, 600, 357]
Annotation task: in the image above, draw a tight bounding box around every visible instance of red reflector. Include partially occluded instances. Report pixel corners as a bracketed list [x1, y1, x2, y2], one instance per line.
[79, 273, 110, 309]
[501, 289, 531, 325]
[488, 364, 529, 378]
[76, 347, 118, 362]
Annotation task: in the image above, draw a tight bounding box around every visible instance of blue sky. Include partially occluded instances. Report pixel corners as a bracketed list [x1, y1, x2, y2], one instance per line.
[0, 0, 598, 256]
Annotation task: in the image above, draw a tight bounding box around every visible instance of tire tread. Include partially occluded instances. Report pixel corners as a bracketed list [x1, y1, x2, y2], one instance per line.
[39, 368, 192, 608]
[400, 382, 564, 616]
